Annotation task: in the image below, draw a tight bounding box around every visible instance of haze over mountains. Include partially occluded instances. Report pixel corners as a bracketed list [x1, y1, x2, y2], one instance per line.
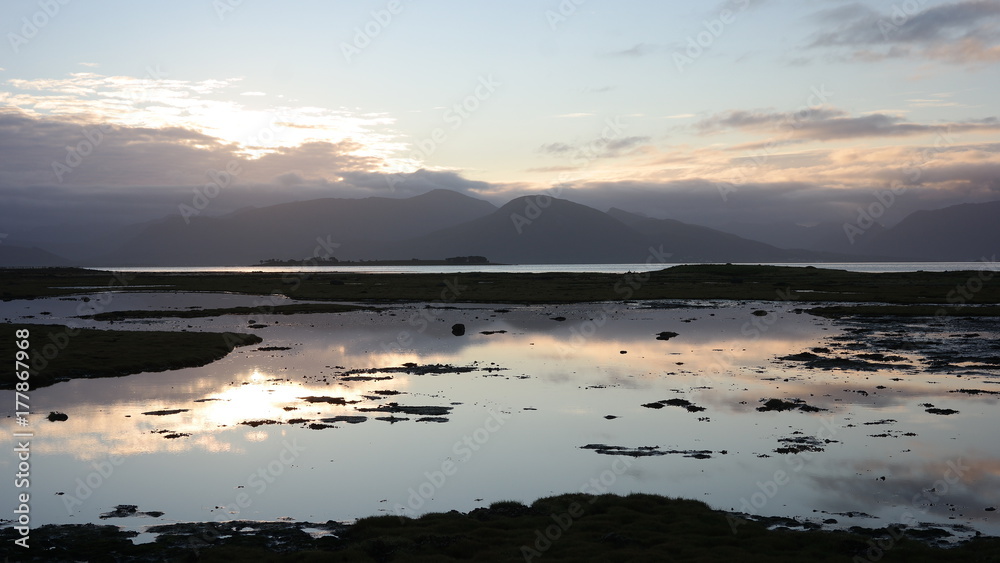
[1, 190, 997, 266]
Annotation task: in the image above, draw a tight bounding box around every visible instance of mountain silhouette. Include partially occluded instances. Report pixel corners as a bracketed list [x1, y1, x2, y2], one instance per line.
[3, 191, 998, 267]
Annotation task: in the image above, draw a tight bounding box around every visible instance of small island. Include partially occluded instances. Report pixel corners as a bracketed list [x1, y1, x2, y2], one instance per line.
[256, 255, 499, 266]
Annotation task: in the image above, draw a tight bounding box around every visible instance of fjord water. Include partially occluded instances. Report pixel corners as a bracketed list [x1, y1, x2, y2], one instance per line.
[1, 291, 998, 538]
[90, 261, 998, 274]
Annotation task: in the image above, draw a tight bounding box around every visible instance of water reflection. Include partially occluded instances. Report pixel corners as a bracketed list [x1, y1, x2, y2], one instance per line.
[1, 294, 997, 537]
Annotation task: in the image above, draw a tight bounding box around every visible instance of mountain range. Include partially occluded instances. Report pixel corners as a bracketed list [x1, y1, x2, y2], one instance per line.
[1, 190, 997, 266]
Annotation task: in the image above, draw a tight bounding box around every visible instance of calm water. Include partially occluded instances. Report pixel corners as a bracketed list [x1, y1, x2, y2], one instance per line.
[87, 261, 999, 274]
[1, 291, 998, 540]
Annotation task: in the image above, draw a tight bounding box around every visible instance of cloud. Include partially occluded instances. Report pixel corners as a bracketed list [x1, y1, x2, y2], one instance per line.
[806, 0, 1000, 65]
[538, 135, 652, 162]
[606, 43, 661, 57]
[694, 107, 1000, 141]
[0, 110, 379, 189]
[1, 72, 403, 161]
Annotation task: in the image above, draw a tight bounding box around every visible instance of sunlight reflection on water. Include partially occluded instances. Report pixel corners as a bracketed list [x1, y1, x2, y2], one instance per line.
[1, 293, 997, 538]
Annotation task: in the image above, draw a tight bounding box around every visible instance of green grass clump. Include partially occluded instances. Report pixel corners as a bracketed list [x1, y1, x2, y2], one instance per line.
[3, 493, 998, 561]
[0, 323, 261, 389]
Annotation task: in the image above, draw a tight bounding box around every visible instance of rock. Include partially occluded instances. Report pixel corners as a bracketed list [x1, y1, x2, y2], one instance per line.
[141, 409, 189, 416]
[655, 331, 679, 341]
[925, 407, 959, 415]
[47, 411, 69, 422]
[451, 323, 466, 336]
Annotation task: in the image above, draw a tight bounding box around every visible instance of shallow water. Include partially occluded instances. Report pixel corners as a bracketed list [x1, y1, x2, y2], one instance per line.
[1, 292, 998, 539]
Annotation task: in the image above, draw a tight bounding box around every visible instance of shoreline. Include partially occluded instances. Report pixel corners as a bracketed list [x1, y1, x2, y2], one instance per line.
[3, 264, 998, 560]
[2, 493, 997, 561]
[3, 264, 1000, 303]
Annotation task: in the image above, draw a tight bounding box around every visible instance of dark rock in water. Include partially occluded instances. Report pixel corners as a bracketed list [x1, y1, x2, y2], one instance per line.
[550, 316, 567, 322]
[774, 435, 829, 455]
[100, 505, 163, 519]
[452, 323, 466, 336]
[620, 350, 627, 354]
[417, 417, 450, 423]
[300, 396, 356, 404]
[604, 415, 619, 420]
[47, 411, 69, 422]
[782, 352, 821, 361]
[358, 404, 452, 416]
[756, 398, 826, 412]
[925, 407, 959, 415]
[142, 409, 189, 416]
[322, 416, 367, 424]
[655, 331, 679, 341]
[642, 398, 706, 412]
[101, 505, 138, 519]
[375, 416, 409, 423]
[580, 444, 716, 458]
[240, 419, 279, 427]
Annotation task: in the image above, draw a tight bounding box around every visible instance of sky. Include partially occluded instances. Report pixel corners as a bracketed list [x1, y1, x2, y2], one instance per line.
[1, 0, 999, 236]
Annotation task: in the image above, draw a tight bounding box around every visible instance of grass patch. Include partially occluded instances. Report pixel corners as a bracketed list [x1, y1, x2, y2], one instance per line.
[2, 493, 997, 561]
[82, 302, 367, 321]
[807, 305, 1000, 318]
[0, 323, 261, 389]
[3, 265, 1000, 304]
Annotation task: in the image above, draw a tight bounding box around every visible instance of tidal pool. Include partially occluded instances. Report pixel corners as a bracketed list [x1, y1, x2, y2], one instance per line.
[1, 293, 998, 540]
